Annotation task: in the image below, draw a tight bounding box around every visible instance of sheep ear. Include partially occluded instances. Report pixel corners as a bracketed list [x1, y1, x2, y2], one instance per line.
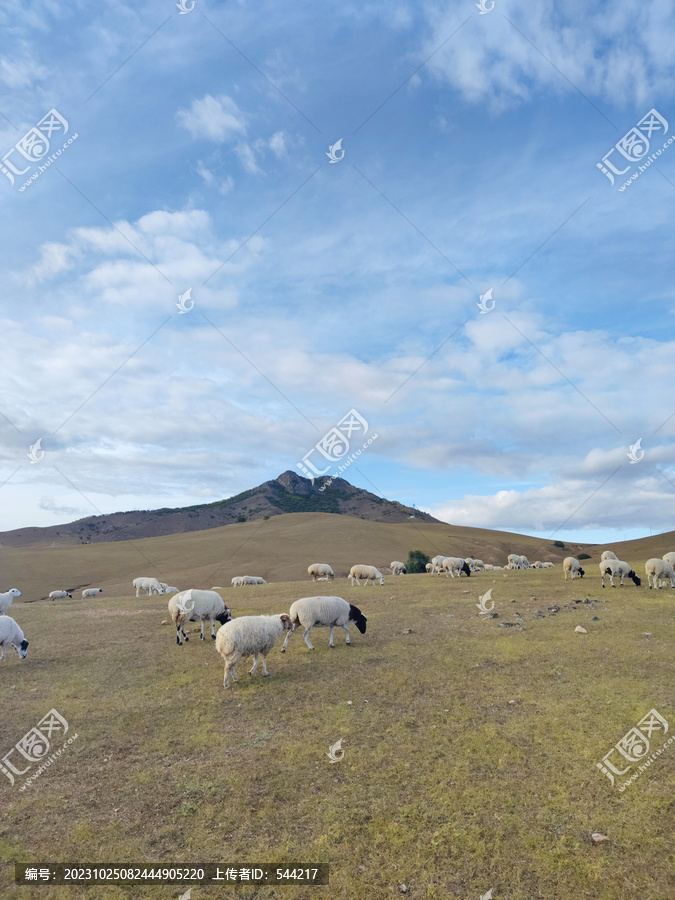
[280, 614, 290, 622]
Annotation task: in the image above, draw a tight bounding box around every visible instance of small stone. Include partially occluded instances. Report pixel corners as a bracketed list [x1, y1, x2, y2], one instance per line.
[160, 619, 168, 625]
[591, 616, 599, 621]
[446, 614, 455, 617]
[591, 832, 608, 843]
[499, 622, 516, 627]
[584, 598, 592, 604]
[548, 606, 560, 612]
[347, 701, 353, 705]
[508, 700, 517, 705]
[530, 596, 537, 602]
[402, 629, 413, 634]
[574, 599, 582, 604]
[488, 613, 499, 619]
[511, 599, 516, 603]
[358, 865, 366, 872]
[642, 632, 653, 637]
[399, 885, 409, 894]
[535, 611, 545, 618]
[514, 612, 523, 618]
[575, 626, 588, 634]
[462, 590, 469, 594]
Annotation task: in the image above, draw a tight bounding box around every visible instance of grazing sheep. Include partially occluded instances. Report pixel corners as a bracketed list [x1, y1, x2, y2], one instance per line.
[600, 559, 641, 588]
[662, 552, 675, 568]
[483, 564, 496, 571]
[308, 563, 335, 582]
[390, 561, 407, 575]
[349, 565, 384, 586]
[601, 551, 618, 561]
[132, 577, 164, 597]
[254, 577, 267, 585]
[238, 575, 263, 586]
[430, 555, 447, 574]
[541, 562, 555, 568]
[441, 557, 471, 578]
[563, 558, 585, 581]
[169, 589, 231, 646]
[520, 555, 531, 569]
[215, 614, 292, 688]
[507, 554, 524, 569]
[471, 559, 485, 571]
[281, 596, 367, 652]
[48, 590, 72, 601]
[531, 561, 544, 569]
[82, 588, 103, 599]
[645, 558, 675, 590]
[0, 589, 21, 616]
[0, 615, 29, 662]
[425, 562, 433, 572]
[464, 557, 475, 569]
[231, 576, 244, 587]
[158, 582, 180, 594]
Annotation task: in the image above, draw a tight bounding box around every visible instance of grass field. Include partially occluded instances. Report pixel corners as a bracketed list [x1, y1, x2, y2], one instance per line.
[2, 552, 675, 899]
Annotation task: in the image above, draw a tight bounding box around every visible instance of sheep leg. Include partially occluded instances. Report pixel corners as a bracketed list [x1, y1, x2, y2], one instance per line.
[249, 653, 260, 676]
[329, 626, 334, 648]
[261, 654, 271, 676]
[176, 625, 182, 646]
[342, 623, 350, 645]
[210, 618, 217, 639]
[281, 626, 296, 652]
[303, 627, 315, 650]
[0, 646, 4, 661]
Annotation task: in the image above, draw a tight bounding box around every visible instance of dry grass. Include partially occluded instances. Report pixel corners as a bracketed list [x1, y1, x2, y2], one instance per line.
[2, 560, 675, 899]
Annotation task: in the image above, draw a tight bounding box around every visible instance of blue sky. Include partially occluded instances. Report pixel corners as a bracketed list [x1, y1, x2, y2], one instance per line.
[1, 0, 674, 543]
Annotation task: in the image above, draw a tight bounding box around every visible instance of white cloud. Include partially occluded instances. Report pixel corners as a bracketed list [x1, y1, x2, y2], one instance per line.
[176, 94, 247, 142]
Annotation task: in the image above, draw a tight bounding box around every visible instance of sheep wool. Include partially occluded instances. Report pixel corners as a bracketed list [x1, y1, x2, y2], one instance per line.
[281, 596, 367, 652]
[215, 614, 292, 688]
[0, 615, 29, 662]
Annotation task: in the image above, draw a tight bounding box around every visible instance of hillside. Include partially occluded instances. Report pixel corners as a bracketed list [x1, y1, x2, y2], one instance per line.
[2, 510, 674, 601]
[0, 471, 440, 548]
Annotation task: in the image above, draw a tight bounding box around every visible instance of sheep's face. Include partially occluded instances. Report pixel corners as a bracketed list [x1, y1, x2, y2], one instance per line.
[462, 562, 471, 577]
[579, 568, 585, 578]
[378, 575, 385, 585]
[9, 589, 21, 598]
[349, 604, 367, 634]
[280, 614, 292, 631]
[17, 639, 29, 659]
[630, 571, 642, 586]
[216, 608, 232, 625]
[66, 592, 72, 598]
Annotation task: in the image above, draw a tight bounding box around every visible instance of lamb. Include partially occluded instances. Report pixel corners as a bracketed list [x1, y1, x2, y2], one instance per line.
[0, 589, 21, 616]
[662, 552, 675, 567]
[0, 615, 29, 662]
[563, 558, 585, 581]
[441, 557, 471, 578]
[645, 558, 675, 590]
[82, 588, 103, 599]
[390, 561, 407, 575]
[48, 590, 72, 601]
[600, 551, 618, 561]
[132, 577, 164, 597]
[349, 565, 384, 586]
[159, 583, 179, 594]
[600, 559, 641, 588]
[308, 563, 335, 582]
[281, 596, 367, 652]
[169, 589, 231, 645]
[215, 613, 292, 688]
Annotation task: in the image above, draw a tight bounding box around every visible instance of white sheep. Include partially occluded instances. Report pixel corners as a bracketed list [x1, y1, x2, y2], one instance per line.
[215, 614, 292, 688]
[0, 589, 21, 616]
[600, 550, 618, 561]
[531, 561, 544, 569]
[231, 576, 244, 587]
[471, 559, 485, 571]
[430, 555, 447, 574]
[169, 589, 231, 645]
[464, 557, 475, 569]
[483, 564, 495, 571]
[390, 561, 407, 575]
[132, 577, 164, 597]
[240, 575, 263, 586]
[254, 577, 267, 585]
[308, 563, 335, 582]
[563, 558, 585, 581]
[441, 557, 472, 578]
[82, 588, 103, 599]
[425, 563, 433, 573]
[281, 596, 367, 652]
[158, 582, 180, 594]
[645, 558, 675, 590]
[662, 552, 675, 567]
[0, 615, 29, 662]
[520, 555, 531, 569]
[541, 562, 555, 568]
[48, 590, 72, 601]
[507, 554, 523, 569]
[349, 565, 385, 586]
[600, 559, 641, 588]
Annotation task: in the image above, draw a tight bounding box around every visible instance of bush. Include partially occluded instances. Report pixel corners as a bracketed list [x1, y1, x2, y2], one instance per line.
[578, 553, 591, 560]
[237, 515, 247, 523]
[406, 549, 431, 574]
[553, 540, 565, 548]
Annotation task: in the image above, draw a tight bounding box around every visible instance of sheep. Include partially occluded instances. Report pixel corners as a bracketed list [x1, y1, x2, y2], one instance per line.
[390, 561, 407, 575]
[133, 577, 164, 597]
[662, 552, 675, 568]
[563, 558, 585, 581]
[531, 561, 544, 569]
[254, 577, 267, 585]
[169, 589, 231, 645]
[308, 563, 335, 582]
[48, 590, 72, 601]
[600, 559, 641, 588]
[82, 588, 103, 599]
[158, 582, 179, 594]
[471, 559, 485, 571]
[520, 555, 531, 569]
[241, 575, 262, 586]
[507, 554, 523, 569]
[0, 615, 29, 662]
[541, 562, 555, 568]
[281, 596, 367, 652]
[484, 564, 496, 571]
[441, 557, 471, 578]
[349, 565, 384, 586]
[464, 557, 475, 569]
[425, 563, 433, 573]
[231, 576, 244, 587]
[0, 589, 21, 616]
[430, 555, 447, 574]
[645, 559, 675, 590]
[215, 614, 292, 688]
[600, 551, 618, 561]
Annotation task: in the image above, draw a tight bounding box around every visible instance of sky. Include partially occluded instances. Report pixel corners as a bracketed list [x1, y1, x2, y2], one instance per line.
[1, 0, 674, 544]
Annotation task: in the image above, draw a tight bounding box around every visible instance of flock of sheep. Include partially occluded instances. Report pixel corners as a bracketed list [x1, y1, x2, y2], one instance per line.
[1, 546, 673, 684]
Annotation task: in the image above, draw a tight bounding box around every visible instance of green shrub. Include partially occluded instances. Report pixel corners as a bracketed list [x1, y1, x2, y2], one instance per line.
[553, 540, 565, 548]
[406, 549, 431, 574]
[578, 553, 591, 560]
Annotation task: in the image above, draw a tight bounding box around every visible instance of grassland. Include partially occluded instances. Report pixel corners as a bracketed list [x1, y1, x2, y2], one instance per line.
[2, 543, 675, 899]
